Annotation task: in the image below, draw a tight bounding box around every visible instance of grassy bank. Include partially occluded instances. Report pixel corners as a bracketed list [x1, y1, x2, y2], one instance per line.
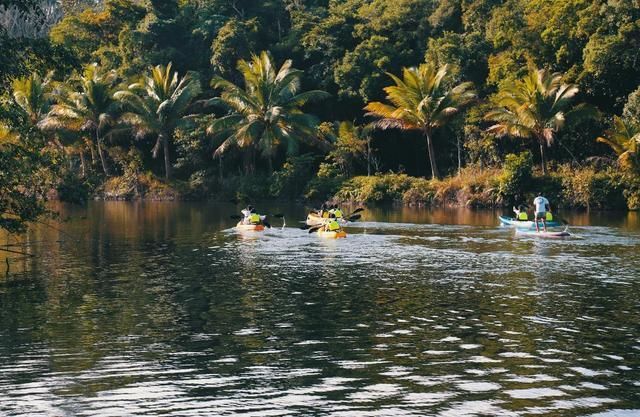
[333, 165, 640, 210]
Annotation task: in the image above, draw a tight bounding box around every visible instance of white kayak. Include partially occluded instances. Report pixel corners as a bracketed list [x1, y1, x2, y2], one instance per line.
[306, 212, 347, 226]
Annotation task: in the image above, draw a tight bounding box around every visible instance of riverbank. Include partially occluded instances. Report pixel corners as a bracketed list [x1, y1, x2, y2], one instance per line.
[75, 170, 638, 212]
[334, 167, 639, 210]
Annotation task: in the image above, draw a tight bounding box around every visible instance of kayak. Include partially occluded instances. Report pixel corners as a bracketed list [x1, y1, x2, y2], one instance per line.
[515, 228, 571, 238]
[317, 229, 347, 239]
[306, 212, 346, 226]
[499, 215, 561, 228]
[236, 222, 265, 231]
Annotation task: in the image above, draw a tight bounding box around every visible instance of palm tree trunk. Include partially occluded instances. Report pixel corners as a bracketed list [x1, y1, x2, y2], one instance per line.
[87, 138, 97, 167]
[161, 132, 171, 180]
[367, 137, 371, 176]
[457, 135, 462, 176]
[96, 130, 111, 176]
[80, 148, 86, 178]
[539, 140, 547, 175]
[425, 130, 440, 179]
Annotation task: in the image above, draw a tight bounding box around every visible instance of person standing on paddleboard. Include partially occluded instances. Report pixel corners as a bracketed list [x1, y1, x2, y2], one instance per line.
[533, 193, 551, 232]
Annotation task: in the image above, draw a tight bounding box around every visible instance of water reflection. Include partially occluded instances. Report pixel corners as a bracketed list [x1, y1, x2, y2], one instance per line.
[1, 202, 639, 416]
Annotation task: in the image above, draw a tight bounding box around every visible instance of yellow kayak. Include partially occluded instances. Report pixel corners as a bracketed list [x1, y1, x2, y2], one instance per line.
[236, 222, 265, 231]
[317, 229, 347, 239]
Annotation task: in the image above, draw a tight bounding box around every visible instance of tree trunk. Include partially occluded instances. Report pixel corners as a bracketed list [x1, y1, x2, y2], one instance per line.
[87, 138, 97, 167]
[367, 137, 371, 176]
[425, 130, 440, 179]
[96, 130, 111, 176]
[161, 132, 171, 180]
[243, 147, 255, 175]
[457, 135, 462, 176]
[539, 140, 547, 175]
[218, 155, 223, 180]
[267, 155, 273, 174]
[80, 148, 86, 178]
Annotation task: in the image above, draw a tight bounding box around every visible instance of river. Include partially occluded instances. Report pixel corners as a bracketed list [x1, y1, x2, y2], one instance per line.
[1, 202, 639, 416]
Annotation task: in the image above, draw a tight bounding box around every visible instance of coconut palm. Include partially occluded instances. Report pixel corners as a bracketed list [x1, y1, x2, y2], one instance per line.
[12, 72, 53, 126]
[364, 63, 476, 179]
[208, 51, 330, 174]
[115, 62, 201, 180]
[485, 65, 596, 175]
[597, 116, 640, 173]
[40, 63, 118, 176]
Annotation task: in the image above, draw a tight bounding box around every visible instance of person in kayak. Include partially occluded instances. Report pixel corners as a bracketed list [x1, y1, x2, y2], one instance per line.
[323, 214, 343, 233]
[329, 204, 344, 220]
[317, 203, 331, 218]
[513, 205, 529, 221]
[533, 193, 551, 232]
[241, 205, 266, 225]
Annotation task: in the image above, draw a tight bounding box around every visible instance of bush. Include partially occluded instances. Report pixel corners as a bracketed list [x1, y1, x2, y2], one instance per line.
[498, 152, 533, 203]
[305, 162, 346, 201]
[269, 154, 318, 199]
[334, 173, 419, 203]
[56, 171, 98, 204]
[431, 167, 500, 207]
[219, 175, 270, 203]
[555, 165, 626, 209]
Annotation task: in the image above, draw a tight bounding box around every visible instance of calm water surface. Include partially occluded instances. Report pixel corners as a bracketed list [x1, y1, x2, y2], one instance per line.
[1, 202, 640, 416]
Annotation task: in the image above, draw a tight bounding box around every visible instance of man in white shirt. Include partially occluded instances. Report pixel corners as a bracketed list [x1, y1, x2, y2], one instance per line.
[533, 194, 550, 232]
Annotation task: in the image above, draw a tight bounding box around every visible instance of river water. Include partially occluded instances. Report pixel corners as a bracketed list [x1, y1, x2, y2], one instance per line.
[1, 202, 639, 416]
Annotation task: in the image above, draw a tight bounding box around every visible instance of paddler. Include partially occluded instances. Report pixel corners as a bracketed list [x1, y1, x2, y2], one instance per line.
[329, 204, 344, 220]
[241, 205, 267, 225]
[317, 202, 331, 218]
[513, 205, 529, 221]
[533, 193, 551, 232]
[323, 213, 343, 233]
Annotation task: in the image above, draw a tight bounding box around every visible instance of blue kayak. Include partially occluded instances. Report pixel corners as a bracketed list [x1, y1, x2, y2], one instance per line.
[499, 215, 561, 229]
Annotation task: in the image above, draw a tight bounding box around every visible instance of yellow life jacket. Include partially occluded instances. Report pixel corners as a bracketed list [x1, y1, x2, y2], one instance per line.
[249, 213, 261, 224]
[546, 212, 553, 221]
[327, 221, 341, 231]
[517, 212, 528, 221]
[322, 211, 329, 218]
[334, 209, 343, 218]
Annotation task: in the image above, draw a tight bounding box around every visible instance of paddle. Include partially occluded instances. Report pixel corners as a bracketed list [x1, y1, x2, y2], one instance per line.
[308, 224, 324, 234]
[345, 207, 364, 217]
[347, 214, 361, 222]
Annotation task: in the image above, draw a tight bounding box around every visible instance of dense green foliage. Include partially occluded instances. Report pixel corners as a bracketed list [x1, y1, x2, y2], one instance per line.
[1, 0, 640, 233]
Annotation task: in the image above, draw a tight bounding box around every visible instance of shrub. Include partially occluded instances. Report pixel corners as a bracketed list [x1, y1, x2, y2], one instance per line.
[498, 152, 533, 203]
[334, 173, 418, 203]
[269, 154, 318, 199]
[305, 162, 346, 201]
[556, 165, 626, 209]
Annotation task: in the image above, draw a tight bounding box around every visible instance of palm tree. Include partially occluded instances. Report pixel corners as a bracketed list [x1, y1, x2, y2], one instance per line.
[208, 51, 330, 174]
[485, 65, 596, 175]
[12, 72, 53, 126]
[364, 63, 476, 179]
[597, 116, 640, 173]
[115, 62, 201, 180]
[40, 63, 119, 176]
